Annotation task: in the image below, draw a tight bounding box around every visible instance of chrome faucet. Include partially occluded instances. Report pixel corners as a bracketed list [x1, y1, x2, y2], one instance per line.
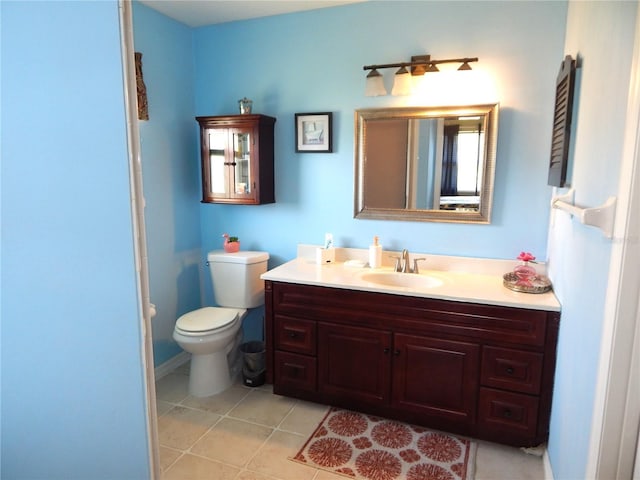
[401, 249, 411, 273]
[412, 256, 426, 274]
[392, 249, 426, 273]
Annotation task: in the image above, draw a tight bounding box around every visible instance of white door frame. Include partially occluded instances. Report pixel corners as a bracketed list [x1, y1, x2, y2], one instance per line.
[587, 5, 640, 479]
[118, 1, 160, 477]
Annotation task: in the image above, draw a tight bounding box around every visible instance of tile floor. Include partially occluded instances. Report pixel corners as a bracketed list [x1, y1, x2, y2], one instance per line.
[155, 363, 546, 480]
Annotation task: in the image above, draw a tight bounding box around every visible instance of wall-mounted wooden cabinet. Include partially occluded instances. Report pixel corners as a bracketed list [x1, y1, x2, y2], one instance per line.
[196, 114, 276, 204]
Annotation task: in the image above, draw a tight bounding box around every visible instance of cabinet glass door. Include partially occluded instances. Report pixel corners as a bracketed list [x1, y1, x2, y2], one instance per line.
[232, 131, 251, 196]
[198, 114, 274, 204]
[208, 129, 230, 196]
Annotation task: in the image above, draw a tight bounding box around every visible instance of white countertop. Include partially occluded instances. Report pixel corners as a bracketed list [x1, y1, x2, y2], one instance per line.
[261, 246, 561, 312]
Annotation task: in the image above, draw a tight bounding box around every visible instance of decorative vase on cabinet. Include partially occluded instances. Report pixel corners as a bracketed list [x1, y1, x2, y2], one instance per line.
[196, 114, 276, 205]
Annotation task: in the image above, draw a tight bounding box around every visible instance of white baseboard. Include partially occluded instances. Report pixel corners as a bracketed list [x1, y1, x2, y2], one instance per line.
[154, 351, 191, 381]
[543, 448, 554, 480]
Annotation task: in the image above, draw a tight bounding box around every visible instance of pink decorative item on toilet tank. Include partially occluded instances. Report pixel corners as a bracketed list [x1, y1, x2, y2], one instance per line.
[222, 233, 240, 253]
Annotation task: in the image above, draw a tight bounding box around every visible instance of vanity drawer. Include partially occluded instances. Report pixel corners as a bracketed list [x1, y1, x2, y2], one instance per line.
[275, 315, 316, 355]
[274, 351, 317, 393]
[478, 388, 539, 441]
[481, 346, 543, 394]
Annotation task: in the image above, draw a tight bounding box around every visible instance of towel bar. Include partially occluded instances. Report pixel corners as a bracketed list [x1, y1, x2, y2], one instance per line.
[551, 189, 617, 238]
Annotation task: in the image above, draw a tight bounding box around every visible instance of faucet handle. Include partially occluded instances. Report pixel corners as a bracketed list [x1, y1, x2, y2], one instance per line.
[390, 255, 402, 272]
[412, 258, 426, 274]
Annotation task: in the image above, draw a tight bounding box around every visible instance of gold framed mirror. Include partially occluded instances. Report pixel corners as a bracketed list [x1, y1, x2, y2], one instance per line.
[354, 103, 499, 223]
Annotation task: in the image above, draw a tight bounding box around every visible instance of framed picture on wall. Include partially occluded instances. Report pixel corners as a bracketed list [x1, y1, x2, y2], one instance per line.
[295, 112, 333, 153]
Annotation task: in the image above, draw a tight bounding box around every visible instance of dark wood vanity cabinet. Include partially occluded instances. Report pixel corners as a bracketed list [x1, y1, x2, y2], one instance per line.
[391, 334, 480, 428]
[318, 323, 392, 406]
[265, 281, 560, 447]
[196, 114, 276, 204]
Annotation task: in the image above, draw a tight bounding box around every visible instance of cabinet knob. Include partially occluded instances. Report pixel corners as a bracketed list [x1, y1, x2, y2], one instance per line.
[383, 348, 390, 354]
[394, 349, 401, 356]
[503, 409, 512, 418]
[287, 331, 297, 338]
[506, 366, 514, 375]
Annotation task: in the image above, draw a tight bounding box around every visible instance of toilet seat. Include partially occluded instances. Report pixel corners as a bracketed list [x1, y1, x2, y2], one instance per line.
[175, 307, 240, 335]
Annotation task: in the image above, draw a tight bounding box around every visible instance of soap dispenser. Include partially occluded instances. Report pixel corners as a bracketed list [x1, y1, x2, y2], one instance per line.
[369, 236, 382, 268]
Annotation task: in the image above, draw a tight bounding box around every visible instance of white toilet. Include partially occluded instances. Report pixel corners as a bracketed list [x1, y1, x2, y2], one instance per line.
[173, 250, 269, 397]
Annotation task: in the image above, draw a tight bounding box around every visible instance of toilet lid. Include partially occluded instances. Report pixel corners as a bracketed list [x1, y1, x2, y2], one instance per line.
[176, 307, 238, 333]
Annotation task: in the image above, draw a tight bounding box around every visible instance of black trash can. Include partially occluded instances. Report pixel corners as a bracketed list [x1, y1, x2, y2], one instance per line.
[239, 340, 266, 387]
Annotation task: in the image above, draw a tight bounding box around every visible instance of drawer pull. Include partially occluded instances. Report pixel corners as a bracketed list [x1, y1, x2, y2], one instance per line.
[506, 366, 514, 375]
[503, 409, 512, 418]
[383, 348, 390, 354]
[287, 331, 297, 338]
[394, 349, 401, 356]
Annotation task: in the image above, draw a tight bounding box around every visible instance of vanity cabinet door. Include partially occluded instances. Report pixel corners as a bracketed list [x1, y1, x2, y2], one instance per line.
[392, 333, 480, 426]
[196, 114, 275, 205]
[318, 322, 392, 406]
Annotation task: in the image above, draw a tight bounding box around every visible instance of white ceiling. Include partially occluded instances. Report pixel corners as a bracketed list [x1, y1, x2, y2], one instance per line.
[138, 0, 364, 28]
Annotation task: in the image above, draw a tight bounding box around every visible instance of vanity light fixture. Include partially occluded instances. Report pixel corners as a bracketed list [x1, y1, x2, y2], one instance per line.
[391, 66, 412, 96]
[365, 68, 387, 96]
[363, 54, 479, 96]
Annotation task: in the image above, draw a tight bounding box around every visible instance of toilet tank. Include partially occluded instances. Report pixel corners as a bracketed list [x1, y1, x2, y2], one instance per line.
[207, 251, 269, 308]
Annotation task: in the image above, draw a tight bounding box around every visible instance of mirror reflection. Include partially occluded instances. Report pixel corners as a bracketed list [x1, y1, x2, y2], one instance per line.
[354, 104, 499, 223]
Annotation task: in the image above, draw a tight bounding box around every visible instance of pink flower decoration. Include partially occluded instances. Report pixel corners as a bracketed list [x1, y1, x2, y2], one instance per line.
[517, 251, 536, 262]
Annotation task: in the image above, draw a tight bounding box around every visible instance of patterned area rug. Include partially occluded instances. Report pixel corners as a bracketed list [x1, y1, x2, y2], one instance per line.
[291, 408, 476, 480]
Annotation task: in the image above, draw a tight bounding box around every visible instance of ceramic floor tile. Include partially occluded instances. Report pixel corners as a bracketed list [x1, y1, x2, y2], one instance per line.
[182, 384, 250, 415]
[156, 372, 189, 404]
[228, 389, 296, 427]
[278, 400, 329, 436]
[313, 469, 353, 480]
[154, 367, 545, 480]
[475, 440, 544, 480]
[157, 400, 174, 417]
[158, 405, 220, 450]
[251, 383, 274, 393]
[191, 417, 273, 467]
[159, 446, 182, 472]
[246, 430, 316, 480]
[175, 360, 191, 375]
[234, 470, 279, 480]
[162, 453, 239, 480]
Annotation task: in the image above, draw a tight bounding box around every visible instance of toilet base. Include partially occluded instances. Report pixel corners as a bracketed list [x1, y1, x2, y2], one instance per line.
[188, 350, 231, 397]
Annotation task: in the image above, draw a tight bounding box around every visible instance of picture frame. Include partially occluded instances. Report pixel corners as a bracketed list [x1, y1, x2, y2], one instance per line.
[295, 112, 333, 153]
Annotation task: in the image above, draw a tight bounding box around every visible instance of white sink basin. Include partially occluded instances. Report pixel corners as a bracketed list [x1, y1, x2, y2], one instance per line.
[358, 271, 444, 289]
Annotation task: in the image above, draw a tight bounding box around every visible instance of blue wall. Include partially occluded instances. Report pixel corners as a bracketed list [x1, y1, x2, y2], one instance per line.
[134, 1, 569, 360]
[132, 0, 570, 386]
[3, 1, 635, 478]
[1, 1, 150, 478]
[193, 1, 568, 275]
[132, 3, 202, 367]
[547, 2, 638, 478]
